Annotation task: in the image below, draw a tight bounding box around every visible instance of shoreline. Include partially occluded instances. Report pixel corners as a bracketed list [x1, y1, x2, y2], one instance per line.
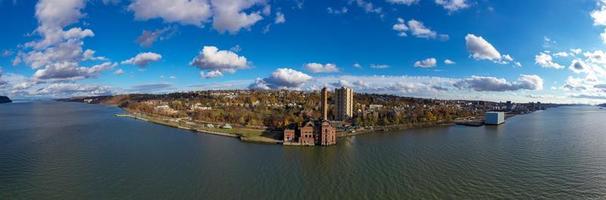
[113, 107, 541, 146]
[114, 109, 462, 145]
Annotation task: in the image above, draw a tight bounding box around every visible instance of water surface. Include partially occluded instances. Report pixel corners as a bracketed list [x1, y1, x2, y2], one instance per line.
[1, 102, 606, 199]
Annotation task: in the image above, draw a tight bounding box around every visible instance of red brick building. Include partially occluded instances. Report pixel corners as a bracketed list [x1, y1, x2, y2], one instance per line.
[299, 121, 316, 146]
[283, 129, 295, 143]
[317, 120, 336, 146]
[282, 120, 336, 146]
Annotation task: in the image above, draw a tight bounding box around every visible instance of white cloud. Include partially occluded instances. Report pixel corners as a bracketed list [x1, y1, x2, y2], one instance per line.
[327, 7, 348, 15]
[465, 34, 501, 61]
[408, 19, 440, 39]
[386, 0, 419, 5]
[370, 64, 390, 69]
[353, 63, 362, 68]
[571, 48, 583, 55]
[435, 0, 469, 12]
[36, 82, 114, 97]
[553, 51, 569, 57]
[200, 70, 224, 79]
[114, 69, 125, 75]
[14, 0, 114, 83]
[128, 0, 212, 27]
[190, 46, 249, 78]
[275, 11, 285, 24]
[304, 63, 340, 73]
[454, 74, 543, 91]
[392, 18, 409, 37]
[121, 52, 162, 68]
[31, 0, 87, 49]
[32, 62, 116, 81]
[591, 0, 606, 43]
[249, 68, 312, 89]
[535, 52, 563, 69]
[414, 58, 437, 68]
[83, 49, 106, 61]
[393, 18, 448, 40]
[569, 59, 590, 74]
[211, 0, 266, 34]
[444, 59, 455, 64]
[353, 0, 383, 15]
[465, 34, 514, 64]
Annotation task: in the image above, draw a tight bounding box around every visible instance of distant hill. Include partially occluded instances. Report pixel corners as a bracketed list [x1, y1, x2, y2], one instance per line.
[0, 96, 11, 104]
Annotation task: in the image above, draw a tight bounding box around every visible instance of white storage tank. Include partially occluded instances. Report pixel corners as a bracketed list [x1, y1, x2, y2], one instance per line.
[485, 112, 505, 125]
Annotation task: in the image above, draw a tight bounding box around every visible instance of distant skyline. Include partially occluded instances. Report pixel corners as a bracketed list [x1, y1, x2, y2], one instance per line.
[2, 0, 606, 104]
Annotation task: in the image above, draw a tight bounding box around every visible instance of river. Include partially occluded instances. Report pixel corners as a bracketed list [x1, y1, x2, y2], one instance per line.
[1, 101, 606, 199]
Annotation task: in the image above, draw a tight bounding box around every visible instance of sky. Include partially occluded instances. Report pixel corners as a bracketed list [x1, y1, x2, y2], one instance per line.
[2, 0, 606, 104]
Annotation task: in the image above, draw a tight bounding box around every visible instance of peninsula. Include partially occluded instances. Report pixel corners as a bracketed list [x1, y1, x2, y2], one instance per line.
[0, 96, 12, 104]
[61, 88, 557, 145]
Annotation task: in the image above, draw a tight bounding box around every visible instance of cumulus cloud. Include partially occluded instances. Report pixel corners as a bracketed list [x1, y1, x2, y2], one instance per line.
[33, 62, 116, 81]
[553, 51, 570, 57]
[200, 70, 224, 79]
[392, 18, 409, 37]
[353, 0, 383, 15]
[304, 63, 340, 73]
[83, 49, 106, 61]
[591, 0, 606, 43]
[36, 82, 114, 97]
[393, 18, 448, 40]
[114, 69, 125, 75]
[465, 34, 501, 61]
[121, 52, 162, 68]
[444, 59, 455, 64]
[190, 46, 249, 78]
[569, 59, 589, 74]
[275, 11, 285, 24]
[13, 0, 115, 84]
[211, 0, 266, 34]
[128, 0, 270, 33]
[535, 52, 563, 69]
[465, 34, 515, 64]
[454, 74, 544, 92]
[248, 68, 312, 89]
[128, 0, 212, 27]
[30, 0, 87, 49]
[414, 58, 437, 68]
[435, 0, 470, 12]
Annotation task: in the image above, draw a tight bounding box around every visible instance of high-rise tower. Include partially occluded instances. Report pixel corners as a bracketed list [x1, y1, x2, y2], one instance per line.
[335, 87, 353, 121]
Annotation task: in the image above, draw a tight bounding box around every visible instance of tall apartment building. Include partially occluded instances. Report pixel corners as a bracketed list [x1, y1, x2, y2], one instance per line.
[335, 87, 353, 121]
[321, 87, 329, 120]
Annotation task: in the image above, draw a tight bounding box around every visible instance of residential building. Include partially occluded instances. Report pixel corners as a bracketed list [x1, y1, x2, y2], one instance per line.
[335, 87, 354, 121]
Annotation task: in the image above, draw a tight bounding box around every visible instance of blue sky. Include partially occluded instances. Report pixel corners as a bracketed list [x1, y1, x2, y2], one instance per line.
[2, 0, 606, 104]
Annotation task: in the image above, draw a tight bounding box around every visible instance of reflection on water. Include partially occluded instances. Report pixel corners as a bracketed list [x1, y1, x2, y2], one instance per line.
[1, 102, 606, 199]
